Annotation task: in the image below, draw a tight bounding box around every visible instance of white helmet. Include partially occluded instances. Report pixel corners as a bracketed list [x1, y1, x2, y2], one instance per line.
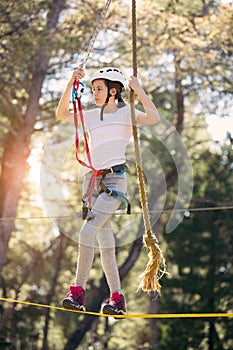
[91, 67, 127, 91]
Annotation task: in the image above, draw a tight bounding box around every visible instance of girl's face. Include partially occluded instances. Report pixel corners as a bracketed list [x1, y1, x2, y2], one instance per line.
[92, 79, 108, 106]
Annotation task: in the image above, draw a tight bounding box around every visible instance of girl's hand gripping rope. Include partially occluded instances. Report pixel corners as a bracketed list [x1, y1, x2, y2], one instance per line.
[71, 67, 86, 82]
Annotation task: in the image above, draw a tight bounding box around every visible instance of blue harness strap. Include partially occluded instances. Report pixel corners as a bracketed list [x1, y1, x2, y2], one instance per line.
[99, 165, 131, 214]
[110, 190, 131, 213]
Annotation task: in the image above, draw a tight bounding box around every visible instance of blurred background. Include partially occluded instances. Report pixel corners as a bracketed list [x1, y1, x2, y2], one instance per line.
[0, 0, 232, 349]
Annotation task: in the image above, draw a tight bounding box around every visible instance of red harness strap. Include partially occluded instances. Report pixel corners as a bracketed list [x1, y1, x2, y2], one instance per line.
[72, 80, 103, 207]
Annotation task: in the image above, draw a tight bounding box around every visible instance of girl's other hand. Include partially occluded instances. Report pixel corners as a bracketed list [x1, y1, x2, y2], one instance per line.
[128, 76, 142, 93]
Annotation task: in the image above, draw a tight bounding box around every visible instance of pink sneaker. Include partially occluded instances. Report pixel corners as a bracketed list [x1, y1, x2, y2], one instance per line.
[101, 292, 126, 315]
[62, 285, 85, 311]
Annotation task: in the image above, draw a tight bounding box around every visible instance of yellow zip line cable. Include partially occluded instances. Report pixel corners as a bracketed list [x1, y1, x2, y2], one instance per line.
[0, 298, 232, 319]
[0, 205, 233, 222]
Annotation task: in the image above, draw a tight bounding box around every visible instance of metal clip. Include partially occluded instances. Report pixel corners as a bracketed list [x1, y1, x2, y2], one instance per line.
[72, 81, 85, 102]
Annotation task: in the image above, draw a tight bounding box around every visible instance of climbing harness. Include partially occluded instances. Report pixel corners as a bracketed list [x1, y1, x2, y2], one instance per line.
[77, 163, 131, 220]
[98, 164, 131, 214]
[72, 81, 131, 220]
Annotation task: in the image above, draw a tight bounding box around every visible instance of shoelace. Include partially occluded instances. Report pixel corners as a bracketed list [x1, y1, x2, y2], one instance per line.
[110, 294, 122, 304]
[70, 292, 82, 301]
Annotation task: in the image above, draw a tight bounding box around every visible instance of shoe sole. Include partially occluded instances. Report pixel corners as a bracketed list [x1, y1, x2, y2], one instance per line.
[101, 304, 126, 318]
[62, 300, 86, 312]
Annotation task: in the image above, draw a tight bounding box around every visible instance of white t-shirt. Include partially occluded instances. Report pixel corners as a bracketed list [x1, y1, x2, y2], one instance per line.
[83, 105, 142, 170]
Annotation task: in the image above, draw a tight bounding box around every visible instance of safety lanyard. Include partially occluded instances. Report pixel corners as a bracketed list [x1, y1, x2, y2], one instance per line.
[72, 80, 103, 207]
[72, 80, 92, 169]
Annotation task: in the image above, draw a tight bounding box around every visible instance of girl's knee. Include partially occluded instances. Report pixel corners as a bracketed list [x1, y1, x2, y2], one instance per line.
[79, 222, 96, 247]
[100, 247, 115, 258]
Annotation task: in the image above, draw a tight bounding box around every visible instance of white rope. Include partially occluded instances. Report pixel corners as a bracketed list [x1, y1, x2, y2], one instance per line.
[81, 0, 112, 67]
[0, 205, 232, 222]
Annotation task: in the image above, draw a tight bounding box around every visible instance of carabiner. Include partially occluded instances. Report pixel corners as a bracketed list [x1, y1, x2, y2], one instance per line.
[72, 80, 85, 102]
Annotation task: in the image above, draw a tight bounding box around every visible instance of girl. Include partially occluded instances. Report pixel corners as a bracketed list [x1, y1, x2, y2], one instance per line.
[56, 67, 160, 315]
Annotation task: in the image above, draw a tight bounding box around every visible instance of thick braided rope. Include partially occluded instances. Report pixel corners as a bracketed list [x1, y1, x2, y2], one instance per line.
[130, 0, 167, 293]
[82, 0, 112, 67]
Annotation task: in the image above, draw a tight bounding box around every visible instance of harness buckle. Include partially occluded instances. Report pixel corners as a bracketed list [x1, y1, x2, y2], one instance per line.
[105, 188, 112, 196]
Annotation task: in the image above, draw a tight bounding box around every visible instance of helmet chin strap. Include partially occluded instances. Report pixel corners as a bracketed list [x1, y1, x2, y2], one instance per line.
[100, 104, 106, 121]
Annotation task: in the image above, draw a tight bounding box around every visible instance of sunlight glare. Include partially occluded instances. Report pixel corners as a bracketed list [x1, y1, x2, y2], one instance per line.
[27, 147, 42, 184]
[206, 116, 233, 142]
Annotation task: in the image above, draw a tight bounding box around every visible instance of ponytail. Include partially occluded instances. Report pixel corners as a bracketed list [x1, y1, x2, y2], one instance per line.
[100, 79, 127, 120]
[116, 92, 127, 108]
[104, 80, 127, 108]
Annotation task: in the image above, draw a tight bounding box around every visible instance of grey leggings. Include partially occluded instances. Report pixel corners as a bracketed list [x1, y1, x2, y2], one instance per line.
[75, 171, 127, 293]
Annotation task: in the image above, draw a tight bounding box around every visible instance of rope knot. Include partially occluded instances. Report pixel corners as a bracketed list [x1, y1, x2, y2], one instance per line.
[144, 231, 158, 246]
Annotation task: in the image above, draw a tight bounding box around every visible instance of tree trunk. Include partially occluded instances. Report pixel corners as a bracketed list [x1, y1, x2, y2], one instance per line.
[42, 234, 65, 350]
[0, 244, 42, 331]
[0, 0, 65, 274]
[149, 294, 160, 350]
[0, 131, 31, 272]
[174, 55, 184, 134]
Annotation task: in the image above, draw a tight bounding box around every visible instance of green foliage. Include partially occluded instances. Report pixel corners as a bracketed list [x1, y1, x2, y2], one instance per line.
[160, 138, 233, 349]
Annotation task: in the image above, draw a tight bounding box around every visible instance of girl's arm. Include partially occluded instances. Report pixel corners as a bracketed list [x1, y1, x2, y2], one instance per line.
[128, 76, 160, 126]
[56, 68, 85, 121]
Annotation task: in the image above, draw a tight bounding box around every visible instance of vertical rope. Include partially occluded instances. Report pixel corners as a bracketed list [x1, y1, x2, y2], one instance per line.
[130, 0, 167, 293]
[81, 0, 112, 67]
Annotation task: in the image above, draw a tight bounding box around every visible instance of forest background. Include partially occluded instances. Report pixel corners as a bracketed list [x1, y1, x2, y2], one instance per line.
[0, 0, 232, 349]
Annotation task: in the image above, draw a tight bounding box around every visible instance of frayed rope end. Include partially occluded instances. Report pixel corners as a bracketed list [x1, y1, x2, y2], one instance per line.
[137, 232, 168, 294]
